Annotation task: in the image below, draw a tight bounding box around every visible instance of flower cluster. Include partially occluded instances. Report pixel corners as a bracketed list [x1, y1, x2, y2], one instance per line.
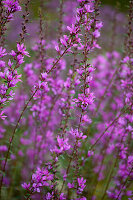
[22, 167, 54, 193]
[51, 136, 71, 154]
[2, 0, 21, 12]
[0, 44, 29, 120]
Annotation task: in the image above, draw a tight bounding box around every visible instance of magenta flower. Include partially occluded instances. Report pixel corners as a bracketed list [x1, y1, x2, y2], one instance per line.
[82, 114, 92, 125]
[2, 0, 21, 12]
[67, 182, 75, 189]
[77, 177, 86, 194]
[0, 61, 5, 68]
[85, 5, 94, 13]
[60, 193, 66, 200]
[51, 137, 71, 154]
[67, 24, 79, 34]
[57, 136, 71, 152]
[122, 56, 129, 63]
[41, 72, 48, 80]
[22, 167, 54, 193]
[74, 92, 95, 110]
[17, 43, 30, 57]
[0, 47, 7, 57]
[77, 0, 86, 3]
[0, 111, 7, 120]
[60, 35, 69, 47]
[10, 50, 16, 57]
[21, 182, 30, 190]
[93, 30, 101, 38]
[70, 128, 87, 140]
[96, 21, 103, 29]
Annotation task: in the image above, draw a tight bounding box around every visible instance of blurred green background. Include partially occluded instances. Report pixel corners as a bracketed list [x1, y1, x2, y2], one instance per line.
[28, 0, 130, 18]
[101, 0, 130, 11]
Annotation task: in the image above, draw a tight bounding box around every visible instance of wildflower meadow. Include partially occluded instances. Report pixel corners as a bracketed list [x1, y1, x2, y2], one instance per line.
[0, 0, 133, 199]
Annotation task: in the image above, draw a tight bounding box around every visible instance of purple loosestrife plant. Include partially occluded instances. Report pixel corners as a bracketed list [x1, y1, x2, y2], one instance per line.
[0, 43, 29, 120]
[0, 0, 132, 200]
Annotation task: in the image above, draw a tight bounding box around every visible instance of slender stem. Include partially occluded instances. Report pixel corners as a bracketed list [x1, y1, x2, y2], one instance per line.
[47, 46, 69, 74]
[58, 0, 64, 54]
